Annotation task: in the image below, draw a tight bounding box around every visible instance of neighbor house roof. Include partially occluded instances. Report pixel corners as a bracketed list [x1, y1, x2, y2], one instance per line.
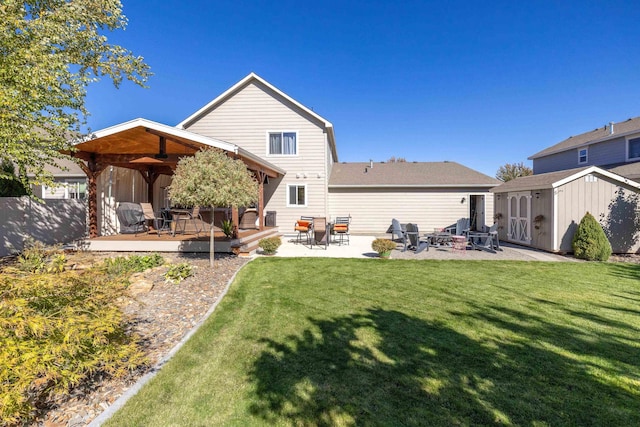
[329, 161, 499, 188]
[176, 73, 339, 163]
[529, 116, 640, 160]
[491, 166, 640, 193]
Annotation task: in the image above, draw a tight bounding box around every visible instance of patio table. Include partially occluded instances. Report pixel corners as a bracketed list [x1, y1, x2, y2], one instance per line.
[424, 231, 453, 247]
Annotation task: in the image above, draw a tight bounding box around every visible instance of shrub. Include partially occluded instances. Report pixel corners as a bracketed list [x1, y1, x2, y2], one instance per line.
[102, 254, 164, 277]
[258, 236, 282, 254]
[16, 241, 64, 274]
[371, 238, 397, 255]
[572, 212, 612, 261]
[220, 219, 235, 238]
[0, 268, 146, 425]
[164, 263, 193, 284]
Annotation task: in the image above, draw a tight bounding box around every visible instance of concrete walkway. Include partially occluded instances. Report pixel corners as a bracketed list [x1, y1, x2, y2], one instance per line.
[270, 234, 574, 262]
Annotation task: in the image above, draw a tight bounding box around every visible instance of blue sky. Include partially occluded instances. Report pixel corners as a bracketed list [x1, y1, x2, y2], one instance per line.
[85, 0, 640, 177]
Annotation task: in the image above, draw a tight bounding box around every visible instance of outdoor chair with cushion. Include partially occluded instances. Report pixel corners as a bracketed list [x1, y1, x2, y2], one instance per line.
[140, 202, 167, 236]
[186, 206, 204, 237]
[294, 216, 314, 245]
[332, 216, 351, 245]
[239, 208, 259, 230]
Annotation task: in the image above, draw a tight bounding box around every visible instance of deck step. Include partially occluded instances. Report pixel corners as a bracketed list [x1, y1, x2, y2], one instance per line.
[233, 227, 280, 256]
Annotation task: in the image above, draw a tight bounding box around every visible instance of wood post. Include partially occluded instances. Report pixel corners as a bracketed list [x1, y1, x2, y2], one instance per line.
[79, 156, 107, 238]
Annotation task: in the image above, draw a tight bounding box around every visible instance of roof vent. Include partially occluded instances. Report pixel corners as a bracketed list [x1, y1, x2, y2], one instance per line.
[609, 121, 614, 135]
[369, 159, 373, 168]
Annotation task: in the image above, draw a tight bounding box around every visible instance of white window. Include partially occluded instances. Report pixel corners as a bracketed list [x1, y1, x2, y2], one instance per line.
[627, 137, 640, 161]
[578, 148, 588, 164]
[268, 132, 297, 155]
[287, 184, 306, 207]
[42, 178, 87, 199]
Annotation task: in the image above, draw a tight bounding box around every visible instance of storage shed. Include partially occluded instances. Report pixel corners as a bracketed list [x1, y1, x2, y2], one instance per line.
[491, 166, 640, 254]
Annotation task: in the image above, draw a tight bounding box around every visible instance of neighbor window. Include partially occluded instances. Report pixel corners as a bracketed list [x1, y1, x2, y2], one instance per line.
[42, 178, 87, 199]
[268, 132, 297, 155]
[578, 148, 588, 164]
[287, 184, 306, 207]
[628, 137, 640, 160]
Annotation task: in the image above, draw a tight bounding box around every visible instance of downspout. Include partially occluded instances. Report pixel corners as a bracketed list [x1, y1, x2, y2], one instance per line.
[324, 131, 329, 218]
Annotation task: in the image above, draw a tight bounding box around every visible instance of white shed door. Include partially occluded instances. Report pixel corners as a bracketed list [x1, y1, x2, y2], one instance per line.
[508, 192, 531, 244]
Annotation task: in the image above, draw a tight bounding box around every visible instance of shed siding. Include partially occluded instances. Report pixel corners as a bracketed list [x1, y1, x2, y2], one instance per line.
[183, 82, 331, 228]
[531, 189, 554, 251]
[328, 187, 493, 235]
[557, 174, 640, 253]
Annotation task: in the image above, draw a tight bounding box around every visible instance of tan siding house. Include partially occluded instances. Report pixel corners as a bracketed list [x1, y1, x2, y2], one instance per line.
[492, 166, 640, 253]
[329, 162, 498, 234]
[178, 73, 338, 230]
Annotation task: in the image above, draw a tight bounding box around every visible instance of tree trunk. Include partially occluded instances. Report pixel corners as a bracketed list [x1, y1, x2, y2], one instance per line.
[209, 219, 215, 268]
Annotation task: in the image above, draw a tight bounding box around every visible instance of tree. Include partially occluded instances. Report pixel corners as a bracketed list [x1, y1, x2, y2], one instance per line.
[0, 160, 28, 196]
[496, 162, 533, 182]
[572, 211, 612, 261]
[168, 149, 259, 267]
[386, 156, 407, 163]
[0, 1, 151, 192]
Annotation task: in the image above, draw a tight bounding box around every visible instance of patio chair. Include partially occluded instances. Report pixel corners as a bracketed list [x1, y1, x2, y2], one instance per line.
[115, 202, 146, 235]
[445, 218, 470, 236]
[140, 202, 166, 236]
[312, 216, 328, 249]
[470, 224, 500, 252]
[332, 216, 351, 245]
[294, 216, 314, 245]
[186, 206, 204, 237]
[239, 208, 259, 230]
[391, 218, 410, 251]
[406, 223, 429, 254]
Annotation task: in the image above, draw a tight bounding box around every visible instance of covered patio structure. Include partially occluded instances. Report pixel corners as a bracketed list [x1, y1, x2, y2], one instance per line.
[69, 118, 284, 243]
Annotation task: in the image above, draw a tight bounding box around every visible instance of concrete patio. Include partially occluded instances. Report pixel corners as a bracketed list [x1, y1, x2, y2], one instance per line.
[270, 234, 574, 262]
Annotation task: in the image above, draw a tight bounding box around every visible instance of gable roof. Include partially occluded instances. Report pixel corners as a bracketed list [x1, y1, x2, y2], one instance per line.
[529, 116, 640, 160]
[76, 118, 285, 177]
[177, 73, 338, 162]
[491, 166, 640, 193]
[329, 162, 499, 188]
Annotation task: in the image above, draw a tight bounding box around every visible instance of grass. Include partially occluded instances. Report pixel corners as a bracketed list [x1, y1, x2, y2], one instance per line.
[105, 259, 640, 426]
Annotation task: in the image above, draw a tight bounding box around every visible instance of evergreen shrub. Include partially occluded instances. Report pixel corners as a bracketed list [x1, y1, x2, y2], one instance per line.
[572, 212, 612, 261]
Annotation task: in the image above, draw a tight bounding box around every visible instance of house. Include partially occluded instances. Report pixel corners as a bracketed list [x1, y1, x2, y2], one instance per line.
[492, 166, 640, 254]
[33, 157, 87, 200]
[60, 73, 500, 249]
[329, 161, 499, 234]
[529, 117, 640, 181]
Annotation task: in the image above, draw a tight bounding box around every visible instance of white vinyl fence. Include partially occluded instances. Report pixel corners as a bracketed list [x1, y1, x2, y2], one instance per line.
[0, 197, 87, 257]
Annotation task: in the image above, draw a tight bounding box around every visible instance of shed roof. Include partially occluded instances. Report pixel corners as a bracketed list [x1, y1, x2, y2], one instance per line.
[329, 162, 499, 188]
[529, 116, 640, 160]
[491, 166, 640, 193]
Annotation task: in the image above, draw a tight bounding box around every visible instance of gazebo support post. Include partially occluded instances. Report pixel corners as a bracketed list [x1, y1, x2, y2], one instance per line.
[79, 155, 107, 238]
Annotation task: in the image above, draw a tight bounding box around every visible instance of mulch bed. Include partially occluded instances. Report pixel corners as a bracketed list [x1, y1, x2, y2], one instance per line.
[27, 251, 249, 427]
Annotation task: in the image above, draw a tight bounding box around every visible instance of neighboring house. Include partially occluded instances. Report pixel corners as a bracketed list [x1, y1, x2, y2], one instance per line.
[329, 161, 498, 234]
[53, 73, 500, 239]
[492, 166, 640, 254]
[529, 117, 640, 181]
[31, 157, 87, 200]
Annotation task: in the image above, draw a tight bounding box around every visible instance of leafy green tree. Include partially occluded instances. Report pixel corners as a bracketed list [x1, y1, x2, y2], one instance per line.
[169, 149, 259, 267]
[572, 212, 612, 261]
[0, 1, 151, 192]
[0, 160, 28, 196]
[496, 162, 533, 182]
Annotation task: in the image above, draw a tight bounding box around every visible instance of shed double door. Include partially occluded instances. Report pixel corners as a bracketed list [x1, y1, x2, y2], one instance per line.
[508, 192, 531, 244]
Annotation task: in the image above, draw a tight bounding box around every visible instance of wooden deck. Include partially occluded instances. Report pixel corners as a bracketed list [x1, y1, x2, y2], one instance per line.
[79, 227, 279, 255]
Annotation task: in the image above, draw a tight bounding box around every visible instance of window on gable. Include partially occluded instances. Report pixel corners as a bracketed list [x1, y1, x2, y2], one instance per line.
[269, 132, 297, 155]
[628, 137, 640, 160]
[287, 184, 306, 207]
[578, 148, 588, 164]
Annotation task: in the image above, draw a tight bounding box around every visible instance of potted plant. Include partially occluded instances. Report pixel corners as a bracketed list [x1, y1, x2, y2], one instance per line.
[220, 219, 235, 239]
[258, 236, 282, 255]
[371, 238, 396, 258]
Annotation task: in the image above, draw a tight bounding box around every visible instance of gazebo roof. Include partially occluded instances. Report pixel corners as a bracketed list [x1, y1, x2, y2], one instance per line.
[72, 118, 284, 177]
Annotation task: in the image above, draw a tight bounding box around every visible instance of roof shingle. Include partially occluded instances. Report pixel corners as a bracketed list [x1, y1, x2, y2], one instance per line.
[329, 162, 499, 187]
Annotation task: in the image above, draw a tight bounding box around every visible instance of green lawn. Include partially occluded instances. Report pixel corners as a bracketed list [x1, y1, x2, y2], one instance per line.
[106, 259, 640, 426]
